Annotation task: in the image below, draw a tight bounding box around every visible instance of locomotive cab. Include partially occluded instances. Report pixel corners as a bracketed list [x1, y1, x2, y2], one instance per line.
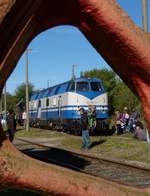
[69, 78, 104, 92]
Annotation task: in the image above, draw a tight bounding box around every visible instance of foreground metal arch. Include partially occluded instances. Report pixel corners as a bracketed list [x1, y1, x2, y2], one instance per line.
[0, 0, 150, 195]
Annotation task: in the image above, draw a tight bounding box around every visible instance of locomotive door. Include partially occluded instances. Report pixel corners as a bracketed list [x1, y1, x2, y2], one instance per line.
[37, 100, 41, 119]
[58, 96, 62, 120]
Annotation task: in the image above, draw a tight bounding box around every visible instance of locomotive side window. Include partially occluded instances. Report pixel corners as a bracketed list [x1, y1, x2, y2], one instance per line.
[52, 97, 57, 106]
[70, 82, 75, 91]
[50, 86, 58, 95]
[91, 82, 102, 91]
[43, 88, 50, 97]
[57, 83, 69, 94]
[46, 98, 49, 107]
[76, 82, 89, 91]
[38, 100, 41, 107]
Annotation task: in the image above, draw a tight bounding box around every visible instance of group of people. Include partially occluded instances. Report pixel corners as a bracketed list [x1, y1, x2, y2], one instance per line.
[79, 105, 96, 150]
[115, 107, 146, 140]
[0, 110, 27, 142]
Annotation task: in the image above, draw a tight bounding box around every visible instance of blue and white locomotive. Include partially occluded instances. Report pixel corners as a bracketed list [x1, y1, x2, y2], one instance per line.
[29, 77, 109, 134]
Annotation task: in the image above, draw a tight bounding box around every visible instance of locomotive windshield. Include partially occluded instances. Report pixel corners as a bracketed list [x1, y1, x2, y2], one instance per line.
[69, 81, 102, 91]
[90, 82, 102, 91]
[76, 82, 89, 91]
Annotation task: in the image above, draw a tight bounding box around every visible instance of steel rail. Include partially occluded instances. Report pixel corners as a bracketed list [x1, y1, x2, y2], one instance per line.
[14, 137, 150, 188]
[15, 137, 150, 173]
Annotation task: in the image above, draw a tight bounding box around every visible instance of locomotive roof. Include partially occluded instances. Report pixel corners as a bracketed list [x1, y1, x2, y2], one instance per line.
[30, 77, 103, 100]
[75, 77, 102, 82]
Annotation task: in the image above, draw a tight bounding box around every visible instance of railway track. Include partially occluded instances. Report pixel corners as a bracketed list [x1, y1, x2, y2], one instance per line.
[14, 137, 150, 189]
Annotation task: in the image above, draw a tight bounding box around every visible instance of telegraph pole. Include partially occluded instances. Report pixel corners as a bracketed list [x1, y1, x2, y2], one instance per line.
[25, 48, 32, 131]
[142, 0, 148, 32]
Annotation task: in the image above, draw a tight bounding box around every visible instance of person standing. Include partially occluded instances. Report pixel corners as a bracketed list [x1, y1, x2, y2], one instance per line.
[79, 108, 91, 150]
[114, 110, 123, 134]
[120, 107, 130, 132]
[134, 121, 146, 141]
[127, 109, 140, 132]
[6, 110, 16, 142]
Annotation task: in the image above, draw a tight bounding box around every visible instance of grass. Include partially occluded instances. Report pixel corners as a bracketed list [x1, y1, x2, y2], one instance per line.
[15, 127, 65, 138]
[14, 127, 150, 164]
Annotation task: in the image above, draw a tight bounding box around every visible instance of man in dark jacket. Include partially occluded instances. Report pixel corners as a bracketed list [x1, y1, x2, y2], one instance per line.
[6, 110, 16, 142]
[79, 108, 91, 150]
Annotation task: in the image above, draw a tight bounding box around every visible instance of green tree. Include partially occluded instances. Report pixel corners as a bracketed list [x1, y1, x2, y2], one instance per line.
[1, 93, 16, 112]
[15, 82, 34, 109]
[112, 80, 140, 113]
[6, 93, 17, 111]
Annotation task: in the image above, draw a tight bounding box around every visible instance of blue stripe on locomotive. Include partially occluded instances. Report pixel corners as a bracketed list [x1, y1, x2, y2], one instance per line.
[30, 107, 109, 120]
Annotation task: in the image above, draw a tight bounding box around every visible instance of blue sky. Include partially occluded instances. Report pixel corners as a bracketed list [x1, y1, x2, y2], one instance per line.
[6, 0, 150, 94]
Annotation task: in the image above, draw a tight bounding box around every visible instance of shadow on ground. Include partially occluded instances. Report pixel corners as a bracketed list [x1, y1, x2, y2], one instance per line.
[21, 140, 106, 170]
[90, 139, 106, 148]
[22, 146, 93, 170]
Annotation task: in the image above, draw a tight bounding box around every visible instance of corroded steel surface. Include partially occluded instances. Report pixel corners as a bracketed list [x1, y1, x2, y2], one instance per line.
[0, 0, 150, 195]
[0, 0, 15, 24]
